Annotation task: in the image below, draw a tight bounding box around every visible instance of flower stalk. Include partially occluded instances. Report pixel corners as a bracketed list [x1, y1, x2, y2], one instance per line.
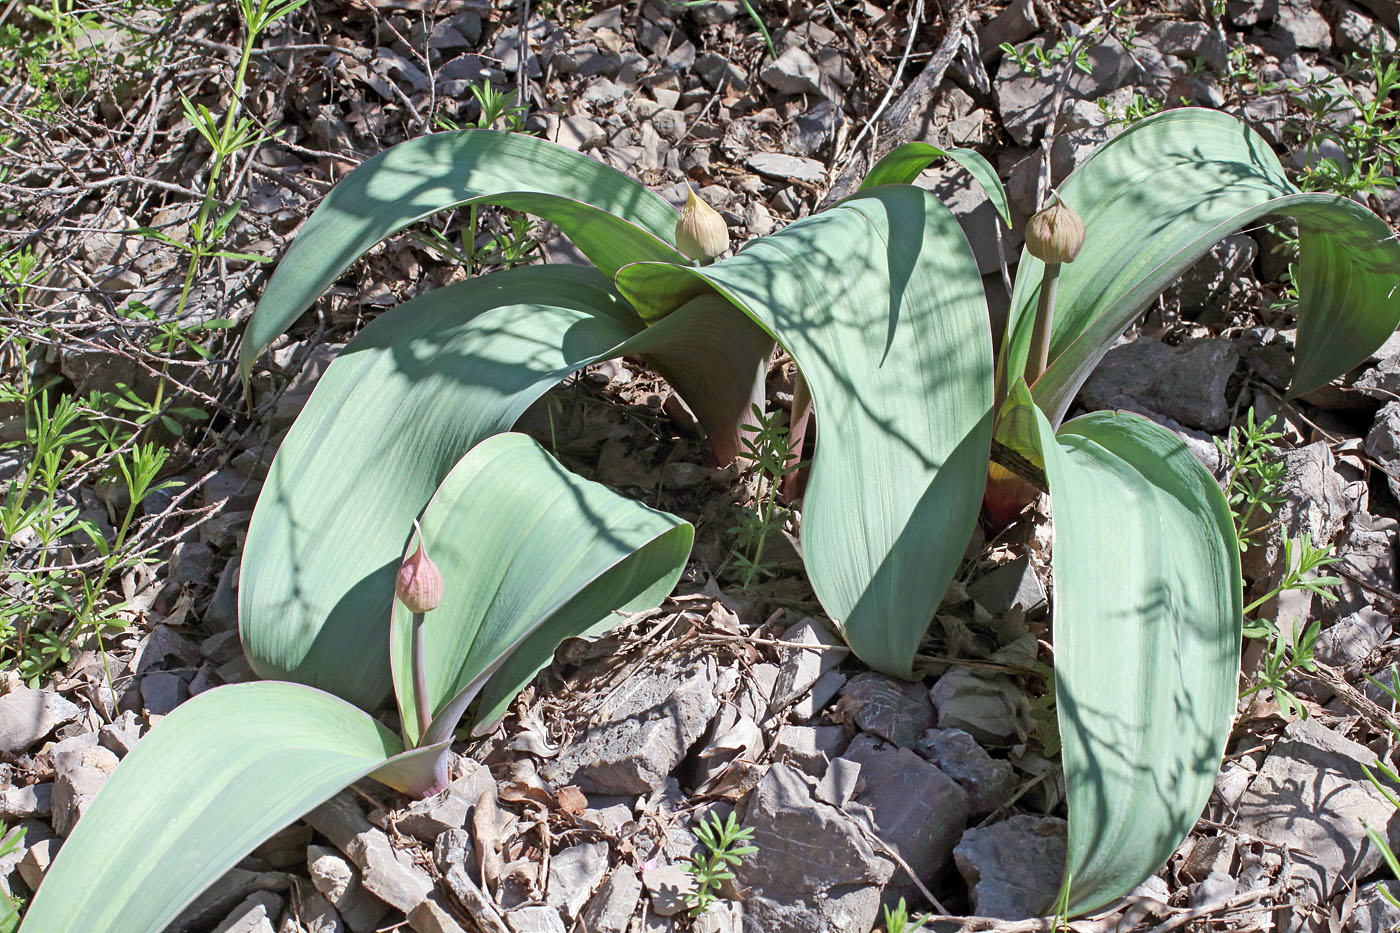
[1022, 196, 1085, 385]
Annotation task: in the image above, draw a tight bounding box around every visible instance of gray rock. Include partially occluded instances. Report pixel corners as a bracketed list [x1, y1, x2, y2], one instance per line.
[409, 893, 470, 933]
[954, 814, 1068, 920]
[815, 757, 862, 808]
[1235, 718, 1398, 910]
[546, 841, 610, 919]
[16, 835, 57, 891]
[771, 724, 848, 775]
[1317, 607, 1392, 669]
[212, 891, 283, 933]
[745, 152, 825, 185]
[433, 828, 472, 874]
[1334, 512, 1398, 616]
[929, 669, 1031, 745]
[732, 763, 893, 933]
[0, 685, 81, 754]
[52, 743, 119, 836]
[348, 828, 432, 913]
[1180, 834, 1235, 883]
[1048, 97, 1125, 182]
[642, 862, 695, 917]
[553, 114, 607, 152]
[505, 905, 565, 933]
[1349, 880, 1400, 933]
[1189, 870, 1236, 909]
[0, 783, 51, 820]
[977, 0, 1038, 62]
[841, 735, 969, 896]
[771, 617, 848, 709]
[836, 674, 935, 748]
[1241, 442, 1351, 584]
[1366, 401, 1400, 502]
[1334, 1, 1399, 54]
[792, 670, 847, 719]
[276, 884, 342, 933]
[694, 52, 747, 91]
[760, 47, 825, 97]
[307, 845, 389, 933]
[97, 711, 141, 757]
[171, 540, 217, 589]
[996, 38, 1137, 146]
[546, 656, 720, 794]
[1273, 0, 1332, 49]
[140, 670, 188, 716]
[396, 762, 494, 843]
[1080, 336, 1238, 432]
[1170, 234, 1258, 318]
[171, 869, 293, 932]
[917, 729, 1016, 816]
[968, 555, 1046, 615]
[253, 825, 313, 871]
[1144, 20, 1230, 72]
[581, 865, 641, 933]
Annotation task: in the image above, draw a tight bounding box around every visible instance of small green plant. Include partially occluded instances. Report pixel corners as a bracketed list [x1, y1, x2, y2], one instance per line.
[1001, 37, 1092, 77]
[1239, 534, 1342, 717]
[684, 811, 758, 917]
[1361, 666, 1400, 911]
[728, 404, 800, 590]
[1098, 91, 1166, 127]
[1287, 51, 1400, 200]
[880, 898, 929, 933]
[0, 825, 25, 931]
[426, 80, 537, 275]
[135, 0, 303, 317]
[1215, 410, 1287, 553]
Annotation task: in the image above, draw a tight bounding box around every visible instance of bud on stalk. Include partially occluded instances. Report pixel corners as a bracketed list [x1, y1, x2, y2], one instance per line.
[397, 521, 442, 745]
[675, 186, 728, 263]
[1023, 196, 1085, 385]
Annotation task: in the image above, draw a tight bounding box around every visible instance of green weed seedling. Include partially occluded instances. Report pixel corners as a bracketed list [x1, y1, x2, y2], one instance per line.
[684, 811, 758, 917]
[426, 81, 538, 274]
[1360, 666, 1400, 911]
[1215, 410, 1287, 553]
[880, 898, 929, 933]
[0, 825, 24, 932]
[1239, 534, 1343, 718]
[728, 403, 800, 591]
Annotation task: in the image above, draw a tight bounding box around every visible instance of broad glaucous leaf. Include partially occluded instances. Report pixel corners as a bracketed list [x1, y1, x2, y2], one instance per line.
[999, 381, 1242, 914]
[17, 682, 436, 933]
[238, 129, 689, 380]
[616, 186, 995, 677]
[998, 108, 1400, 427]
[389, 432, 692, 746]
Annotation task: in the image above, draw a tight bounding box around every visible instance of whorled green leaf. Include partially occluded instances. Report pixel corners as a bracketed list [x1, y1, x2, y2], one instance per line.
[241, 264, 760, 710]
[616, 186, 995, 676]
[240, 265, 644, 710]
[1000, 107, 1400, 427]
[1003, 381, 1242, 915]
[239, 128, 688, 380]
[18, 682, 425, 933]
[860, 141, 1012, 226]
[390, 433, 692, 746]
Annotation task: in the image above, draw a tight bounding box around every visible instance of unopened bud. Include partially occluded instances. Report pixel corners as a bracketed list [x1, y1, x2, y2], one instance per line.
[675, 187, 728, 262]
[1025, 196, 1085, 265]
[396, 525, 443, 614]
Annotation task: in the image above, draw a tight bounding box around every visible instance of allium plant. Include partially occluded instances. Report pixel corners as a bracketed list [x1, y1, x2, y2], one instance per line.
[23, 108, 1400, 929]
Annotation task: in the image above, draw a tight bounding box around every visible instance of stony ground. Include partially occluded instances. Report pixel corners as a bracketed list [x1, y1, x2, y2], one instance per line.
[3, 0, 1400, 931]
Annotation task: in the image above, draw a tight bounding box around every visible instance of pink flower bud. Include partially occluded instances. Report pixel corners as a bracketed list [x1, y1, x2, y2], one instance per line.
[396, 526, 443, 613]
